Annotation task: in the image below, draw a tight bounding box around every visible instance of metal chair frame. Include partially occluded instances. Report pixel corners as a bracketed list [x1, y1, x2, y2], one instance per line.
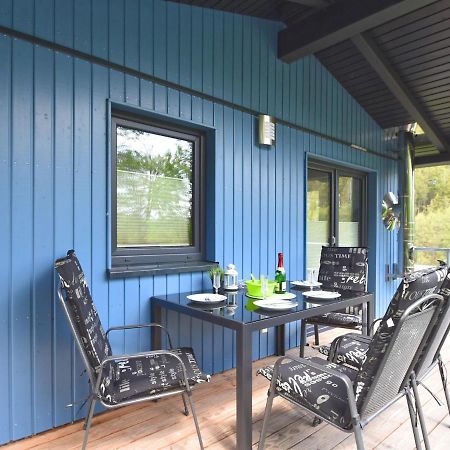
[258, 294, 443, 450]
[57, 285, 204, 450]
[327, 291, 450, 450]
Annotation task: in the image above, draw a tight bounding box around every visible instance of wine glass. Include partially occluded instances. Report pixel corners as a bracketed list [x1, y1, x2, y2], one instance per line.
[213, 273, 221, 295]
[261, 276, 269, 300]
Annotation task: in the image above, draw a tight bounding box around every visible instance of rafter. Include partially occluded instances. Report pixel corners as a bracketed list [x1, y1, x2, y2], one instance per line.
[414, 153, 450, 167]
[352, 33, 450, 154]
[286, 0, 329, 8]
[278, 0, 437, 62]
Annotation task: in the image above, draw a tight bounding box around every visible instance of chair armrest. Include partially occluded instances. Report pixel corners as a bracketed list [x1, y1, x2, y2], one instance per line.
[369, 318, 382, 334]
[106, 323, 173, 349]
[270, 355, 360, 420]
[328, 333, 350, 362]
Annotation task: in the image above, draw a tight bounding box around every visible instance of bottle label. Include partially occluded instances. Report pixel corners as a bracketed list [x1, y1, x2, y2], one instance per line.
[275, 280, 286, 293]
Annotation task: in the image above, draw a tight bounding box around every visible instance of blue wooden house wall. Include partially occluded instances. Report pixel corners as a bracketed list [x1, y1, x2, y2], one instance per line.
[0, 0, 400, 444]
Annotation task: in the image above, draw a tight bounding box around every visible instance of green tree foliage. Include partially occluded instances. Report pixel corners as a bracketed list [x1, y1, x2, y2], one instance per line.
[415, 165, 450, 265]
[117, 147, 192, 181]
[116, 127, 194, 247]
[117, 126, 192, 180]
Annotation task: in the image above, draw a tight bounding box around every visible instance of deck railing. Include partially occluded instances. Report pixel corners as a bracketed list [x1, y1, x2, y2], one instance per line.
[415, 246, 450, 270]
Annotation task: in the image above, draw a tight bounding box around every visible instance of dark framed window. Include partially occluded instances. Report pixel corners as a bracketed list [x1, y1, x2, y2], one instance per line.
[110, 111, 209, 276]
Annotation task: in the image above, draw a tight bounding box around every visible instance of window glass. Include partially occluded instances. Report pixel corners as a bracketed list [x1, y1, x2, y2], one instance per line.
[116, 126, 194, 248]
[338, 176, 361, 247]
[307, 169, 331, 269]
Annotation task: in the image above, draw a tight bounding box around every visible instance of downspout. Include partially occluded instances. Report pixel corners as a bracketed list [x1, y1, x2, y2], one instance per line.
[398, 130, 415, 274]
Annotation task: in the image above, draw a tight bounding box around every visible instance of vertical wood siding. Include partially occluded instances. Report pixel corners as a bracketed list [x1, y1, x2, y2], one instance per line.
[0, 0, 399, 443]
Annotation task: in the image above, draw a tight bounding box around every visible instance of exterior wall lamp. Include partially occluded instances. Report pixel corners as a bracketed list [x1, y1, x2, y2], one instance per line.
[258, 114, 276, 146]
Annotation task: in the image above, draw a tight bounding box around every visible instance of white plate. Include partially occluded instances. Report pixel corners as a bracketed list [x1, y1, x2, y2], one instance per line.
[246, 292, 297, 300]
[253, 299, 298, 311]
[187, 293, 227, 303]
[302, 290, 341, 299]
[291, 280, 322, 288]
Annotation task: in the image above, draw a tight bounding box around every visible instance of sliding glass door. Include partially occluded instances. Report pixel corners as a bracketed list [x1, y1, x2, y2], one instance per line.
[307, 161, 367, 270]
[307, 168, 333, 270]
[338, 175, 363, 247]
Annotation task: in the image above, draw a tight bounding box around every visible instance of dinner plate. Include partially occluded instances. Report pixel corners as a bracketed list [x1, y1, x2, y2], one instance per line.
[186, 293, 227, 303]
[246, 292, 297, 300]
[302, 290, 341, 299]
[253, 299, 298, 311]
[291, 280, 322, 288]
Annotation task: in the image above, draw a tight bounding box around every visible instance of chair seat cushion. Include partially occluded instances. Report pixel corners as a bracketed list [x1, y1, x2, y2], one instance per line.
[100, 347, 210, 405]
[257, 357, 357, 430]
[329, 333, 372, 370]
[317, 345, 331, 358]
[307, 312, 362, 327]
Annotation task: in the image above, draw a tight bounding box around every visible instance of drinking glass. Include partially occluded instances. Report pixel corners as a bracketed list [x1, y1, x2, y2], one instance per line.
[261, 276, 269, 300]
[307, 268, 317, 290]
[213, 273, 221, 294]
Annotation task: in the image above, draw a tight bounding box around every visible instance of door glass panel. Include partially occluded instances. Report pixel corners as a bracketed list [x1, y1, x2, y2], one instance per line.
[338, 176, 361, 247]
[307, 169, 331, 270]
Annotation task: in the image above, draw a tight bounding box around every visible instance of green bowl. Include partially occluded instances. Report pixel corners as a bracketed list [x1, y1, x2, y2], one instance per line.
[245, 279, 276, 298]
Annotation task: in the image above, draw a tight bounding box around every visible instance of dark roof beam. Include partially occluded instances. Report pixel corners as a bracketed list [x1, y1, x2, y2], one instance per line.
[286, 0, 329, 9]
[414, 153, 450, 167]
[352, 33, 450, 154]
[278, 0, 437, 62]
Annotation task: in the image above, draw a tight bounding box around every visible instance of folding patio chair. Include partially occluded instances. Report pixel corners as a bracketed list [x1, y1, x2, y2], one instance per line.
[326, 265, 450, 449]
[257, 292, 443, 450]
[55, 250, 209, 450]
[300, 246, 368, 357]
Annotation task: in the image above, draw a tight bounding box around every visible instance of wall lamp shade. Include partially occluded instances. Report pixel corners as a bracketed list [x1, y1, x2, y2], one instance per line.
[258, 114, 275, 146]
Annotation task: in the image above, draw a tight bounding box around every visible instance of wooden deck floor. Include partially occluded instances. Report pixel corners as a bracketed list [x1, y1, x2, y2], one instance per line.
[5, 329, 450, 450]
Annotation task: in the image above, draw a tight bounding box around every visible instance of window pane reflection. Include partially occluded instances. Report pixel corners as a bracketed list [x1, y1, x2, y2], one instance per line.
[338, 176, 361, 247]
[116, 125, 193, 247]
[307, 169, 331, 269]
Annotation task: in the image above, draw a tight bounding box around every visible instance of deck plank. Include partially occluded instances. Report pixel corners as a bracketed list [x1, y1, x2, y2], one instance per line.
[4, 329, 450, 450]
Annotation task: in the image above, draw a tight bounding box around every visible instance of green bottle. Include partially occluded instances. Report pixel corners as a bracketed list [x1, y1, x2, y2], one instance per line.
[275, 252, 286, 294]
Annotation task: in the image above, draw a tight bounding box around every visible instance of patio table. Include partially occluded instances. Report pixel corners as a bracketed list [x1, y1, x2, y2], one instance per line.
[151, 286, 374, 449]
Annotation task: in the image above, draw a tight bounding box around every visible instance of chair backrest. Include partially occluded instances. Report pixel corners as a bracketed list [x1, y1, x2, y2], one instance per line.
[55, 250, 112, 371]
[353, 264, 447, 419]
[414, 266, 450, 379]
[318, 246, 368, 292]
[356, 294, 442, 421]
[381, 265, 447, 324]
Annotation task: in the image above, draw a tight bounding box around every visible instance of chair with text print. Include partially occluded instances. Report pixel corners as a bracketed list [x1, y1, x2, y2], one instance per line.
[325, 264, 450, 449]
[258, 287, 444, 450]
[55, 250, 209, 450]
[300, 246, 369, 357]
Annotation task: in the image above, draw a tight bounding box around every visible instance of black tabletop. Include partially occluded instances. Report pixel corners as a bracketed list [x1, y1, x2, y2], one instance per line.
[151, 283, 372, 330]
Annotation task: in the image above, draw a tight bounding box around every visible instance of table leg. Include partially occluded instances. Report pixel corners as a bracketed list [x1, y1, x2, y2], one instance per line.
[236, 326, 252, 450]
[300, 320, 307, 357]
[151, 303, 162, 350]
[361, 301, 368, 336]
[276, 324, 285, 356]
[368, 297, 375, 336]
